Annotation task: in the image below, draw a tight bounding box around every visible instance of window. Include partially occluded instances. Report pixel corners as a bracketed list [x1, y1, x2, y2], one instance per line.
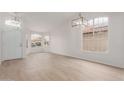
[31, 33, 50, 48]
[82, 17, 108, 52]
[31, 34, 43, 47]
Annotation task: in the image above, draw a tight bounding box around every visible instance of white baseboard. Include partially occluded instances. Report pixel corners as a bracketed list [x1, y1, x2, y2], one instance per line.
[51, 52, 124, 69]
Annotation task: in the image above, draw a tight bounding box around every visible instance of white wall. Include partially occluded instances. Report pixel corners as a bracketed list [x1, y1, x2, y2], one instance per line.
[0, 31, 2, 61]
[0, 14, 4, 61]
[0, 14, 6, 61]
[50, 13, 124, 68]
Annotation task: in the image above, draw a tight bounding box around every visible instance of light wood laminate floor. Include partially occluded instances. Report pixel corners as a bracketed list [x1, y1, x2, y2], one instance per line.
[0, 53, 124, 81]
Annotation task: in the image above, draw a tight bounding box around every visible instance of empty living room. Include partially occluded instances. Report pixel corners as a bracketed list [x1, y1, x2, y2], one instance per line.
[0, 12, 124, 81]
[1, 0, 124, 93]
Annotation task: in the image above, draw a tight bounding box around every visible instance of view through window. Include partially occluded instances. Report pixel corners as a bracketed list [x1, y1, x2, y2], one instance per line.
[82, 17, 108, 52]
[31, 33, 50, 48]
[31, 34, 43, 47]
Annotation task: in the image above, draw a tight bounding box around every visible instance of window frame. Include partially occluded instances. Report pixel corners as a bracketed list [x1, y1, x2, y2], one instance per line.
[30, 32, 50, 48]
[81, 16, 109, 53]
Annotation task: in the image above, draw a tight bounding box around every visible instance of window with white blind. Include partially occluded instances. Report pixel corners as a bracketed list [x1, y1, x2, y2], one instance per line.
[82, 17, 108, 52]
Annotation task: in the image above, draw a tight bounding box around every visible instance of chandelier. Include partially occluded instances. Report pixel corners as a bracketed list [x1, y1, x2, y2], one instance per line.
[5, 12, 21, 28]
[72, 13, 88, 27]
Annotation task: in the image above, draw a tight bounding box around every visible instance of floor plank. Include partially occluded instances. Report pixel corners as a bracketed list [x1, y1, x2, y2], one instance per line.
[0, 53, 124, 81]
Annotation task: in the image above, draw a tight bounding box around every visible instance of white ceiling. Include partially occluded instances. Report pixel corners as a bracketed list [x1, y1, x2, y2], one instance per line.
[1, 12, 123, 32]
[22, 12, 119, 32]
[22, 12, 76, 32]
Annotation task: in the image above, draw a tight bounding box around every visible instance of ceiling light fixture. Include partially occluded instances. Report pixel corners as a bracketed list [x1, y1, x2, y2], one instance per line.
[5, 12, 21, 28]
[5, 19, 21, 27]
[72, 13, 88, 27]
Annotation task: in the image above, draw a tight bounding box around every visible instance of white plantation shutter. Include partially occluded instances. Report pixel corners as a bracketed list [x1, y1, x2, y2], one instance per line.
[83, 17, 108, 52]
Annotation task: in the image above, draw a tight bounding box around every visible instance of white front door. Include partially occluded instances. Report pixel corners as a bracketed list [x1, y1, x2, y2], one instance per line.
[2, 29, 22, 60]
